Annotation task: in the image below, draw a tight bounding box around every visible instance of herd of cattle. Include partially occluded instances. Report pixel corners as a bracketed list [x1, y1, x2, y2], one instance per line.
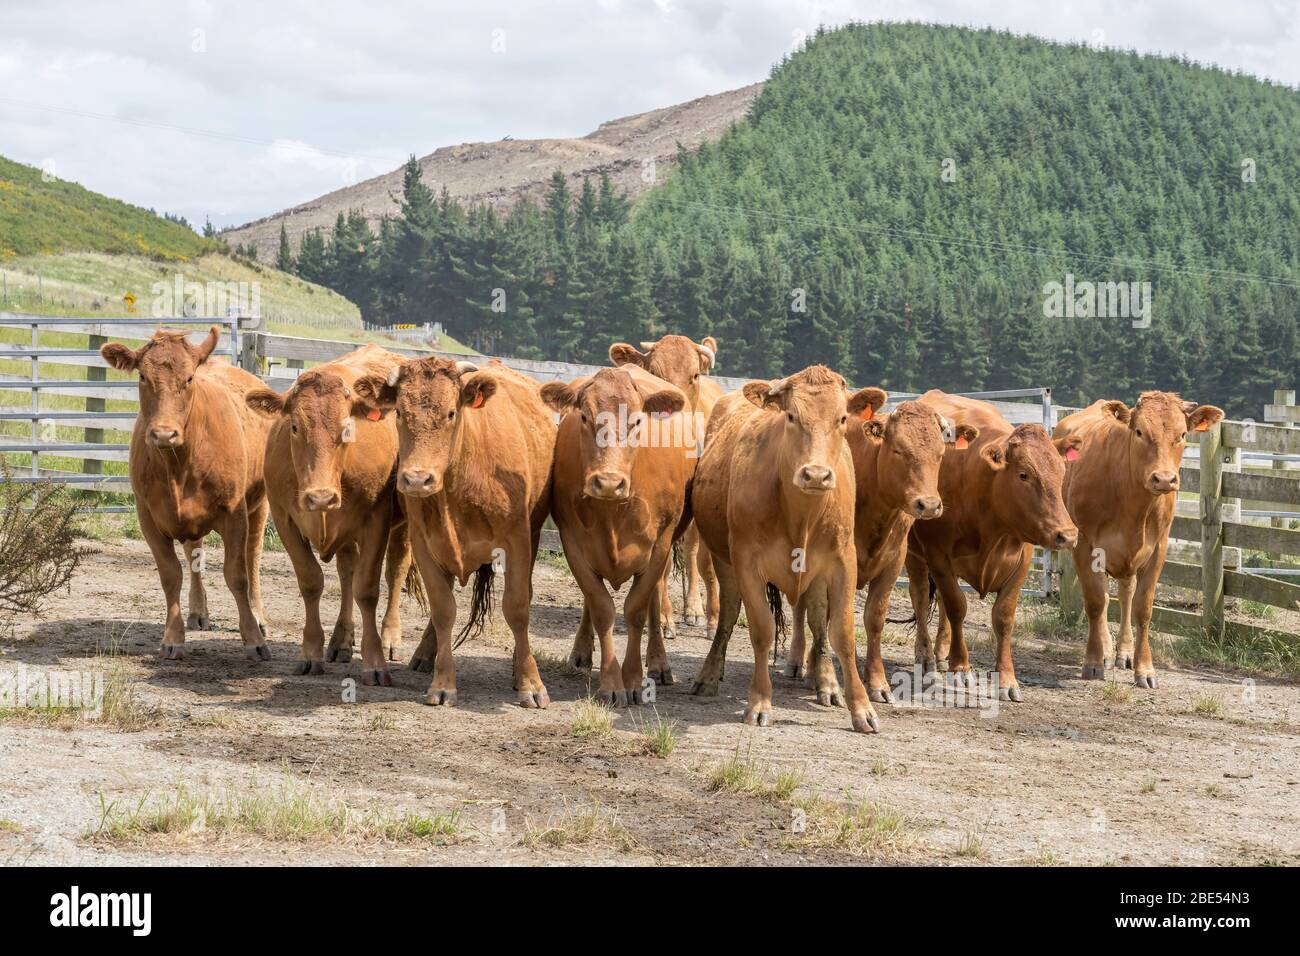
[99, 327, 1224, 732]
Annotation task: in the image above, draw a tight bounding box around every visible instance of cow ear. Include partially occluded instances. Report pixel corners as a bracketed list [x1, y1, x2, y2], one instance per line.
[352, 375, 398, 417]
[951, 424, 979, 447]
[847, 387, 887, 421]
[981, 442, 1007, 471]
[1054, 436, 1083, 461]
[540, 381, 578, 413]
[194, 325, 220, 364]
[100, 342, 138, 372]
[642, 389, 685, 417]
[1102, 400, 1131, 424]
[245, 388, 286, 417]
[609, 343, 648, 369]
[861, 419, 886, 442]
[743, 380, 783, 410]
[696, 336, 718, 372]
[460, 374, 498, 410]
[1186, 404, 1225, 434]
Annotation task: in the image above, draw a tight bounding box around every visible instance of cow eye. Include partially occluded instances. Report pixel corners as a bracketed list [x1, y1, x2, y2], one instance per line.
[786, 412, 795, 423]
[447, 409, 456, 420]
[291, 423, 298, 434]
[1179, 432, 1186, 442]
[186, 376, 193, 386]
[840, 415, 847, 425]
[1135, 429, 1143, 438]
[1018, 471, 1029, 481]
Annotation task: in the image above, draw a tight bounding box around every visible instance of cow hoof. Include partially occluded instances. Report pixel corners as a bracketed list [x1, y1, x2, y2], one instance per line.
[361, 669, 393, 687]
[245, 644, 271, 661]
[742, 707, 771, 727]
[706, 618, 719, 632]
[684, 613, 706, 627]
[596, 689, 627, 707]
[662, 626, 677, 642]
[690, 679, 720, 697]
[326, 647, 353, 664]
[851, 712, 881, 734]
[408, 654, 434, 674]
[567, 651, 593, 671]
[1135, 674, 1157, 689]
[815, 689, 844, 708]
[998, 685, 1023, 703]
[426, 688, 457, 707]
[784, 662, 805, 680]
[935, 659, 949, 673]
[518, 689, 549, 709]
[186, 614, 210, 631]
[292, 660, 325, 676]
[1119, 656, 1134, 670]
[159, 644, 185, 660]
[946, 669, 975, 690]
[648, 668, 674, 686]
[1081, 664, 1106, 680]
[868, 687, 893, 704]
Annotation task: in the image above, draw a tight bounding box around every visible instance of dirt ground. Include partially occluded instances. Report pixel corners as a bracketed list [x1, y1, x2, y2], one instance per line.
[2, 536, 1297, 866]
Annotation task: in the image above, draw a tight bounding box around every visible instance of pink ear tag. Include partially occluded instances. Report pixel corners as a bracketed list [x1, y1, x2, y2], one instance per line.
[955, 435, 969, 450]
[471, 392, 485, 409]
[859, 406, 874, 421]
[1194, 420, 1210, 432]
[1065, 447, 1080, 461]
[365, 409, 382, 422]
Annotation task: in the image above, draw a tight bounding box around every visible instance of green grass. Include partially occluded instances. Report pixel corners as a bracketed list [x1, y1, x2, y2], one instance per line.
[1191, 694, 1225, 718]
[632, 711, 679, 758]
[518, 801, 640, 852]
[706, 741, 802, 802]
[570, 696, 613, 740]
[783, 795, 918, 857]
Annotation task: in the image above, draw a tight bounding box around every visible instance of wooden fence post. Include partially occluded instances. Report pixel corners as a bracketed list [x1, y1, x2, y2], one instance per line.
[1264, 388, 1297, 562]
[84, 332, 106, 476]
[1200, 422, 1226, 641]
[1057, 550, 1082, 625]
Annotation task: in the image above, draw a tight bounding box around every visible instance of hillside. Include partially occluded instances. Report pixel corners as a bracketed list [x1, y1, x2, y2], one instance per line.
[220, 83, 763, 257]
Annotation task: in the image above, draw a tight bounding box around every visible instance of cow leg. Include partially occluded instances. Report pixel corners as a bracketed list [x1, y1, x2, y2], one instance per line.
[863, 566, 899, 704]
[932, 588, 953, 671]
[698, 538, 720, 632]
[181, 539, 210, 631]
[734, 568, 777, 726]
[906, 549, 936, 671]
[1075, 540, 1111, 680]
[408, 618, 438, 673]
[623, 558, 667, 704]
[1114, 575, 1136, 669]
[503, 536, 548, 709]
[786, 593, 809, 679]
[991, 551, 1032, 702]
[138, 506, 185, 658]
[327, 543, 358, 664]
[218, 505, 270, 660]
[274, 506, 327, 674]
[380, 519, 412, 661]
[568, 603, 595, 672]
[566, 553, 624, 706]
[354, 511, 393, 687]
[412, 546, 458, 706]
[691, 555, 742, 696]
[828, 562, 878, 733]
[646, 574, 675, 687]
[802, 580, 843, 707]
[1130, 543, 1166, 689]
[932, 572, 969, 687]
[245, 497, 268, 638]
[680, 523, 706, 627]
[658, 559, 677, 642]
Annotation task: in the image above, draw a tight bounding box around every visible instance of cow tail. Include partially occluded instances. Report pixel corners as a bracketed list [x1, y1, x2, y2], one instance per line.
[886, 574, 937, 628]
[404, 563, 428, 615]
[453, 563, 495, 649]
[766, 583, 787, 655]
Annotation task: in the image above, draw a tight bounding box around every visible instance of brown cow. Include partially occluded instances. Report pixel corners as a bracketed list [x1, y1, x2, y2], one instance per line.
[906, 390, 1081, 701]
[101, 327, 271, 660]
[541, 366, 692, 705]
[791, 401, 979, 704]
[690, 366, 885, 732]
[244, 345, 418, 685]
[609, 334, 722, 633]
[353, 358, 555, 708]
[1055, 392, 1223, 687]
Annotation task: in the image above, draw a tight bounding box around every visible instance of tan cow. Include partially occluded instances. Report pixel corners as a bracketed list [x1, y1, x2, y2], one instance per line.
[244, 345, 419, 686]
[609, 334, 723, 633]
[541, 366, 692, 705]
[690, 366, 886, 732]
[906, 390, 1081, 701]
[791, 401, 979, 704]
[353, 358, 555, 708]
[101, 327, 271, 660]
[1055, 392, 1223, 687]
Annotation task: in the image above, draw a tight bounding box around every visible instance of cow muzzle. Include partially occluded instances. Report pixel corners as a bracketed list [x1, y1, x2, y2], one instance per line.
[1045, 526, 1079, 551]
[1148, 471, 1179, 493]
[587, 471, 630, 500]
[302, 488, 342, 512]
[398, 469, 440, 497]
[794, 464, 835, 494]
[147, 426, 183, 448]
[913, 496, 943, 519]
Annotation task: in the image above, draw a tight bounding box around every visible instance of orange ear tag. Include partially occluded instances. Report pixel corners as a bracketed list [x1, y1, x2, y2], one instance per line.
[954, 435, 969, 450]
[1065, 447, 1080, 461]
[365, 409, 382, 422]
[471, 392, 485, 409]
[859, 406, 874, 421]
[1194, 420, 1210, 432]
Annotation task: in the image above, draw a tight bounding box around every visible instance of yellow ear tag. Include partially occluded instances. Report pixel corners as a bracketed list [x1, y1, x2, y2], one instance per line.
[471, 392, 484, 409]
[365, 409, 382, 422]
[1194, 419, 1210, 432]
[859, 406, 874, 421]
[955, 435, 969, 450]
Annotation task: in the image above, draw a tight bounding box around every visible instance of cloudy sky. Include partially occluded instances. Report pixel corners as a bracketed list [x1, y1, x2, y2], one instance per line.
[3, 0, 1297, 230]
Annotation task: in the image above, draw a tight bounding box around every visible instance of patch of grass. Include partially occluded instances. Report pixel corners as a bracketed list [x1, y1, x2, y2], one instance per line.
[0, 818, 23, 833]
[957, 829, 989, 860]
[519, 801, 640, 853]
[706, 741, 802, 802]
[784, 795, 918, 858]
[1160, 627, 1300, 680]
[1239, 600, 1275, 621]
[366, 713, 396, 732]
[1191, 695, 1225, 719]
[535, 650, 588, 680]
[186, 710, 235, 729]
[570, 696, 613, 740]
[1100, 680, 1133, 705]
[633, 711, 678, 758]
[87, 780, 464, 845]
[1025, 841, 1064, 866]
[1140, 778, 1157, 794]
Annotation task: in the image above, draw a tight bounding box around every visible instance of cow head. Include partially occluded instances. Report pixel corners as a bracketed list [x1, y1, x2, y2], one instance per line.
[742, 366, 883, 496]
[864, 401, 978, 519]
[980, 423, 1080, 550]
[245, 370, 374, 512]
[101, 326, 220, 449]
[1103, 392, 1225, 495]
[540, 367, 684, 501]
[609, 334, 717, 410]
[349, 357, 486, 498]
